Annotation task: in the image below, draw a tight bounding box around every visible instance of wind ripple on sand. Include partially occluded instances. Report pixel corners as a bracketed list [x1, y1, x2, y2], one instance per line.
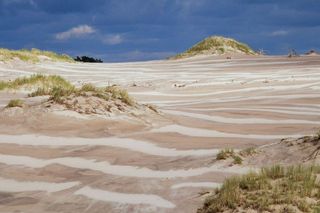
[171, 182, 222, 189]
[149, 94, 320, 107]
[0, 177, 79, 193]
[185, 107, 320, 116]
[131, 82, 320, 98]
[152, 124, 303, 139]
[163, 109, 320, 125]
[74, 186, 176, 209]
[0, 134, 219, 157]
[0, 154, 252, 178]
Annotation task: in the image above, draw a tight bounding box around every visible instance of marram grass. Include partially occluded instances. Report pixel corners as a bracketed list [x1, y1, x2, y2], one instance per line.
[0, 74, 134, 106]
[0, 48, 74, 63]
[198, 165, 320, 213]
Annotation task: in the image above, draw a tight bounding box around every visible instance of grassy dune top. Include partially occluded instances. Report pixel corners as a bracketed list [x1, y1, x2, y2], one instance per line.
[0, 48, 74, 63]
[198, 164, 320, 213]
[172, 36, 257, 59]
[199, 133, 320, 213]
[0, 74, 134, 106]
[0, 74, 72, 91]
[29, 82, 134, 106]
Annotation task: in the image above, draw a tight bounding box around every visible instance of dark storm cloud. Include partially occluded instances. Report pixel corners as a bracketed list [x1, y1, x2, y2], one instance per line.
[0, 0, 319, 61]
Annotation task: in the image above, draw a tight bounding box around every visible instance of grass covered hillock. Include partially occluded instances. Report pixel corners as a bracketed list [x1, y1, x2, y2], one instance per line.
[0, 48, 74, 63]
[199, 132, 320, 213]
[0, 74, 72, 91]
[171, 36, 257, 59]
[198, 165, 320, 213]
[0, 74, 135, 109]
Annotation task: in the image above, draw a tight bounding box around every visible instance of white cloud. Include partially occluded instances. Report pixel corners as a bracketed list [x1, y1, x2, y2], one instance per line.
[269, 30, 289, 36]
[102, 34, 124, 45]
[3, 0, 37, 7]
[56, 25, 95, 40]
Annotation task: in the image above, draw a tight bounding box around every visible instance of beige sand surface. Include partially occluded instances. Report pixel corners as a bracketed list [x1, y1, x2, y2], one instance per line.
[0, 55, 320, 212]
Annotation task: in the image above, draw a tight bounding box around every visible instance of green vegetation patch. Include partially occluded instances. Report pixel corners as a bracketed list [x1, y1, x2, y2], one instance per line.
[6, 99, 24, 108]
[0, 74, 73, 91]
[239, 147, 257, 157]
[198, 165, 320, 213]
[216, 149, 243, 165]
[0, 48, 74, 63]
[216, 149, 235, 160]
[172, 36, 256, 59]
[1, 75, 135, 107]
[30, 84, 134, 106]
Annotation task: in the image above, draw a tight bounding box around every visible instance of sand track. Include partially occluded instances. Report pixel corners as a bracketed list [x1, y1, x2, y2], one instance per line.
[0, 55, 320, 212]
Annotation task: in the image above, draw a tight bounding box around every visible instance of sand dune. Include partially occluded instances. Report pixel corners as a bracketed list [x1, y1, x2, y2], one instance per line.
[1, 55, 320, 212]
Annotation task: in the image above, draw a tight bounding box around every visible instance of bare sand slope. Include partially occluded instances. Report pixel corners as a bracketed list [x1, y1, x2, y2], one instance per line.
[0, 55, 320, 212]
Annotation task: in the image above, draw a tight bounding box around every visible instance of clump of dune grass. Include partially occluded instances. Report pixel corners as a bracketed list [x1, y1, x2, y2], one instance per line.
[0, 48, 74, 63]
[1, 75, 135, 107]
[216, 149, 243, 164]
[239, 147, 257, 157]
[232, 155, 243, 165]
[0, 74, 74, 92]
[172, 36, 257, 59]
[216, 149, 235, 160]
[80, 83, 100, 93]
[104, 86, 134, 106]
[6, 99, 24, 108]
[313, 130, 320, 140]
[198, 165, 320, 213]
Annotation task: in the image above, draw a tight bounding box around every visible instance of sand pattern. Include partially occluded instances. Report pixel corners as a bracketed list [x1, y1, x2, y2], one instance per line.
[0, 55, 320, 212]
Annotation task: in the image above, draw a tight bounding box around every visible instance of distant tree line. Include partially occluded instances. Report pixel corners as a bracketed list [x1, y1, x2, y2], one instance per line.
[74, 56, 103, 63]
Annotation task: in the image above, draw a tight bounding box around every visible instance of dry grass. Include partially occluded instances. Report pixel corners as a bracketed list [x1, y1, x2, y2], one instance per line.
[232, 156, 243, 165]
[104, 86, 134, 106]
[198, 165, 320, 213]
[216, 149, 243, 165]
[239, 147, 257, 157]
[172, 36, 256, 59]
[216, 149, 235, 160]
[6, 99, 24, 108]
[21, 77, 135, 106]
[0, 48, 74, 63]
[1, 75, 135, 107]
[0, 74, 73, 91]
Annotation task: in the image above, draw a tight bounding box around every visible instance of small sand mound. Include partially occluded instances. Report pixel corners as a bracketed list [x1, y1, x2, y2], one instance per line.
[170, 36, 257, 59]
[243, 133, 320, 167]
[1, 75, 160, 122]
[305, 49, 320, 56]
[44, 91, 157, 117]
[198, 132, 320, 213]
[0, 87, 163, 136]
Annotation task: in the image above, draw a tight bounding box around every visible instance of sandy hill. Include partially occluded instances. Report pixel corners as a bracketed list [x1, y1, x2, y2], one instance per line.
[305, 49, 320, 56]
[171, 36, 257, 59]
[0, 48, 74, 63]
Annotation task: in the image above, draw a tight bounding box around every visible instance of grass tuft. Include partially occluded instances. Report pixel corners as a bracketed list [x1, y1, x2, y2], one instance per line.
[172, 36, 256, 59]
[0, 74, 74, 92]
[232, 155, 243, 165]
[6, 99, 24, 108]
[1, 75, 135, 107]
[80, 83, 100, 93]
[239, 147, 257, 157]
[105, 86, 134, 106]
[0, 48, 74, 63]
[198, 165, 320, 213]
[216, 149, 235, 160]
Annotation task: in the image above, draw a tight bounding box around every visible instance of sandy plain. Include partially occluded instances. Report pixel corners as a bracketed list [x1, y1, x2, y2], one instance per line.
[0, 55, 320, 212]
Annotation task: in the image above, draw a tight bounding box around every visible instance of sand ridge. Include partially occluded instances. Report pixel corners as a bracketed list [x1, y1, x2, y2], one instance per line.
[0, 55, 320, 212]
